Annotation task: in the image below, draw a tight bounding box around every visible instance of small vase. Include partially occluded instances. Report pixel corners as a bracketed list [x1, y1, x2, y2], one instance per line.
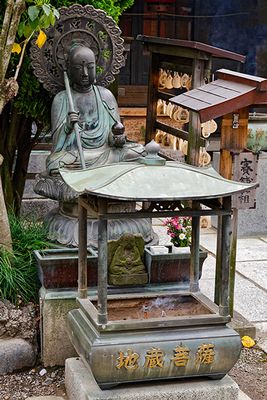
[172, 246, 190, 254]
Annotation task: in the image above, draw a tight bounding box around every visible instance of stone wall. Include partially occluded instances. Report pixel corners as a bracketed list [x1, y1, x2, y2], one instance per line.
[21, 150, 57, 219]
[0, 301, 36, 374]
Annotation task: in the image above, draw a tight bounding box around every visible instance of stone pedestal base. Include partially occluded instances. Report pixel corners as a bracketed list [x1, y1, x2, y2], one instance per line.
[65, 358, 240, 400]
[34, 172, 158, 248]
[40, 288, 78, 367]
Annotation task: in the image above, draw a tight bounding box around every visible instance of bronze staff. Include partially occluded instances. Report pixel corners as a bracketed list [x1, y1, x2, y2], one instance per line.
[63, 70, 86, 169]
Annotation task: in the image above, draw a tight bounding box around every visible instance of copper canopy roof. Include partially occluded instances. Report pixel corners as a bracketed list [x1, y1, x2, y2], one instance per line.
[60, 157, 257, 202]
[170, 69, 267, 122]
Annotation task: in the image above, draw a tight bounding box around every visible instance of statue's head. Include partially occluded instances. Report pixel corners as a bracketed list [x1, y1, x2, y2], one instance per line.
[67, 45, 96, 92]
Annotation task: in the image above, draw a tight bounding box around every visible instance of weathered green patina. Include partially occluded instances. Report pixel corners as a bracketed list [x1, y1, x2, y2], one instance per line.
[108, 234, 148, 285]
[60, 142, 257, 387]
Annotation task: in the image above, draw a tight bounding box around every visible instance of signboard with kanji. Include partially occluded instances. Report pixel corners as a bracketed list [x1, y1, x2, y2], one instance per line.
[232, 152, 258, 209]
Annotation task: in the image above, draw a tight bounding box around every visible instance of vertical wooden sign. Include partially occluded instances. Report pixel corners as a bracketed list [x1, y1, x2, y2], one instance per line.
[232, 152, 258, 209]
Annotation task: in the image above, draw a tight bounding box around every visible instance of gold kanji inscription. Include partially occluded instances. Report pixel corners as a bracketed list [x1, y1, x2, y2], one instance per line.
[171, 346, 190, 367]
[144, 347, 164, 368]
[116, 349, 139, 370]
[196, 344, 215, 365]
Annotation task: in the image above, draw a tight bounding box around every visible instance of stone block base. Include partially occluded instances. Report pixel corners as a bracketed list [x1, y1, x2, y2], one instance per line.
[228, 311, 256, 339]
[65, 357, 240, 400]
[40, 288, 77, 366]
[108, 272, 148, 285]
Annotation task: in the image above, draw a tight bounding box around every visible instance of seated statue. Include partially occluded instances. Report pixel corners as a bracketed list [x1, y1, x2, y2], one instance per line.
[47, 45, 144, 174]
[33, 43, 157, 248]
[108, 234, 148, 285]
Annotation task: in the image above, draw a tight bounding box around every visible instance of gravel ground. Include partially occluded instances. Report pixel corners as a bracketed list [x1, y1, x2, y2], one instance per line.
[0, 347, 266, 399]
[0, 366, 67, 400]
[229, 346, 267, 400]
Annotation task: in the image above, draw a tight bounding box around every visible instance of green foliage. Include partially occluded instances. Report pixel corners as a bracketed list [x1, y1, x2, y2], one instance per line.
[51, 0, 135, 23]
[17, 0, 59, 40]
[9, 0, 135, 125]
[0, 213, 52, 305]
[0, 249, 37, 305]
[9, 212, 51, 262]
[13, 54, 51, 124]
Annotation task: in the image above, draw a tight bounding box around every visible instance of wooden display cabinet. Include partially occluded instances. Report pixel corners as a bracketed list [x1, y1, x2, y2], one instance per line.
[136, 35, 245, 166]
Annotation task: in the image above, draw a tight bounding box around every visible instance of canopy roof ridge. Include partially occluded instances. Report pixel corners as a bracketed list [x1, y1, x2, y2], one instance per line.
[170, 68, 267, 122]
[217, 69, 267, 91]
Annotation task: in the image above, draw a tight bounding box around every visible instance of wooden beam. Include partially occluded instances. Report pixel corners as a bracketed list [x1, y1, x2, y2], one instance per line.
[155, 121, 189, 142]
[100, 208, 231, 220]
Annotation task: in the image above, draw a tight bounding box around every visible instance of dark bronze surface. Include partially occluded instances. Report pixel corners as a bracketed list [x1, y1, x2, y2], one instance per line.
[30, 4, 125, 93]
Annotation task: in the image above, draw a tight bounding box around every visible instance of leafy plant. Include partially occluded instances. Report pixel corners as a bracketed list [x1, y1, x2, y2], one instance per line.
[13, 0, 59, 60]
[164, 217, 192, 248]
[9, 211, 51, 261]
[0, 212, 52, 305]
[0, 249, 37, 305]
[51, 0, 135, 23]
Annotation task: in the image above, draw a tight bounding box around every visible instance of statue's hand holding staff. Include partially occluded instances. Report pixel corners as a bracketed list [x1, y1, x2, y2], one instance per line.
[66, 111, 80, 133]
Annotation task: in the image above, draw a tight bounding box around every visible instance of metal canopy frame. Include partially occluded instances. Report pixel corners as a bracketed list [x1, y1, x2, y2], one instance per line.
[77, 194, 232, 328]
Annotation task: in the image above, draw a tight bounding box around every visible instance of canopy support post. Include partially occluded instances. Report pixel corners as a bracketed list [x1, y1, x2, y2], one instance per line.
[219, 196, 232, 317]
[97, 198, 108, 326]
[78, 196, 88, 299]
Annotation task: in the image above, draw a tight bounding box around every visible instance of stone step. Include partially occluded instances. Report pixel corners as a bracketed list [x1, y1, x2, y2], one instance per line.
[26, 397, 67, 400]
[239, 391, 252, 399]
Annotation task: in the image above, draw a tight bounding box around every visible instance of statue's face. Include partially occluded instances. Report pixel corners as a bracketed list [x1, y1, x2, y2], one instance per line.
[68, 47, 96, 91]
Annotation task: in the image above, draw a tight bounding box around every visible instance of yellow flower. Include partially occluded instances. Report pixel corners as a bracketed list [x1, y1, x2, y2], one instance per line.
[36, 30, 47, 48]
[241, 336, 255, 348]
[11, 43, 21, 54]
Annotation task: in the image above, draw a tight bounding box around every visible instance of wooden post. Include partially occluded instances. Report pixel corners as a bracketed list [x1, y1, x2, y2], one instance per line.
[219, 196, 232, 317]
[215, 215, 222, 306]
[78, 196, 87, 299]
[188, 111, 202, 166]
[187, 58, 205, 166]
[229, 208, 238, 315]
[190, 201, 200, 292]
[145, 52, 160, 144]
[219, 107, 249, 316]
[97, 198, 108, 325]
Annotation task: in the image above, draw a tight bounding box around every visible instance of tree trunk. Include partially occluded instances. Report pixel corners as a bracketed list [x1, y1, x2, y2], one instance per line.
[0, 154, 12, 251]
[0, 0, 25, 114]
[0, 104, 21, 210]
[0, 101, 40, 215]
[12, 116, 33, 214]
